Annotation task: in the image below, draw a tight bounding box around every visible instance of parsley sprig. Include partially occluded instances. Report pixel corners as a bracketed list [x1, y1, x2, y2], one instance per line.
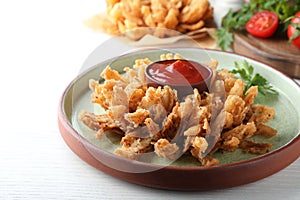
[216, 0, 300, 50]
[215, 3, 254, 51]
[230, 60, 278, 96]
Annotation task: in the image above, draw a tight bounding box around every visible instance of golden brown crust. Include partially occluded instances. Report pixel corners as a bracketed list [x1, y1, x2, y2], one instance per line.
[240, 140, 273, 154]
[79, 53, 277, 167]
[154, 139, 180, 160]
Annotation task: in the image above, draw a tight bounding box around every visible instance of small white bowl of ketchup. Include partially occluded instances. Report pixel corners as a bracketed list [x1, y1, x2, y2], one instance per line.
[145, 59, 213, 99]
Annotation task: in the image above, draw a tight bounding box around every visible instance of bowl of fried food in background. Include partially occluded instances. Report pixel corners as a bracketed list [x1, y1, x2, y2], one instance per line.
[84, 0, 218, 48]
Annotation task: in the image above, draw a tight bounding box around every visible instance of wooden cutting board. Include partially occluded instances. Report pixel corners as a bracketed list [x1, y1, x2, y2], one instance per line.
[233, 30, 300, 79]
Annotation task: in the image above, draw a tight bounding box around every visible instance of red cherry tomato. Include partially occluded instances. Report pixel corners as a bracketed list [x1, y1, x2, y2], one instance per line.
[287, 11, 300, 48]
[246, 11, 279, 38]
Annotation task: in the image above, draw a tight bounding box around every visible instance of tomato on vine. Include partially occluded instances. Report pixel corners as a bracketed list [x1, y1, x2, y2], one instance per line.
[287, 11, 300, 48]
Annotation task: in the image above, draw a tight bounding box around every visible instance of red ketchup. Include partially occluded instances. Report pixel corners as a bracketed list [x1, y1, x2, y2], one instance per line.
[147, 60, 206, 85]
[146, 59, 212, 98]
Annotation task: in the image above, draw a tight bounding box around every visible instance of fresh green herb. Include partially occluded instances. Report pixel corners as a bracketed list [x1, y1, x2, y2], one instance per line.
[214, 27, 234, 51]
[215, 3, 254, 50]
[230, 60, 279, 96]
[216, 0, 300, 50]
[259, 0, 300, 21]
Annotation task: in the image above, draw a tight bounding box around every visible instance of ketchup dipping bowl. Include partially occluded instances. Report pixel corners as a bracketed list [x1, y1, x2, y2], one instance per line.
[145, 59, 212, 98]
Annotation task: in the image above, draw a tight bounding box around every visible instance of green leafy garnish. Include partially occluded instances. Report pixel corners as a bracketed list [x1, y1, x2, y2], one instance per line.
[215, 3, 254, 50]
[215, 27, 234, 51]
[230, 60, 279, 96]
[216, 0, 300, 50]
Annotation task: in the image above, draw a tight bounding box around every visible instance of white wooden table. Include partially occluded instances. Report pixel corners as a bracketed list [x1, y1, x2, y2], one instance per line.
[0, 0, 299, 199]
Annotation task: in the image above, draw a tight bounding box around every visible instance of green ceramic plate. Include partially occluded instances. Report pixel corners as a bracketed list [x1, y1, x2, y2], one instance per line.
[59, 48, 300, 190]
